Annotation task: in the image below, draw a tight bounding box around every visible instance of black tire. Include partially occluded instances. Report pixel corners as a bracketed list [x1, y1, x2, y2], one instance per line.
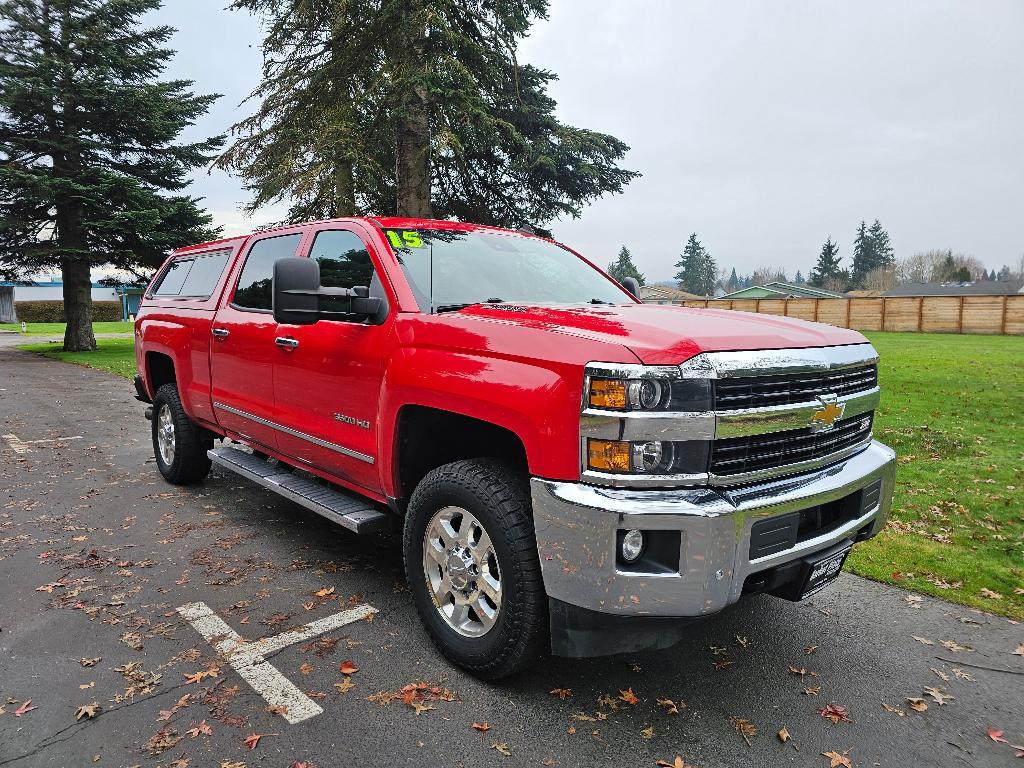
[403, 459, 548, 679]
[151, 383, 213, 485]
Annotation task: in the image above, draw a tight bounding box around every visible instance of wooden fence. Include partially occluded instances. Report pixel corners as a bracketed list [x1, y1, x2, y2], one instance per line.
[675, 295, 1024, 335]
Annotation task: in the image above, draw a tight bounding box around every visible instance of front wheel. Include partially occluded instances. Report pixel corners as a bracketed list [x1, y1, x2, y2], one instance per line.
[403, 459, 548, 679]
[151, 383, 213, 485]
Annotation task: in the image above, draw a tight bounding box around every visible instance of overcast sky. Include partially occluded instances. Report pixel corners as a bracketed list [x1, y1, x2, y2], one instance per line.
[152, 0, 1024, 281]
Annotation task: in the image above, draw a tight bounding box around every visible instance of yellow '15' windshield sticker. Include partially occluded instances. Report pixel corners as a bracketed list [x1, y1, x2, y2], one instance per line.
[384, 229, 424, 249]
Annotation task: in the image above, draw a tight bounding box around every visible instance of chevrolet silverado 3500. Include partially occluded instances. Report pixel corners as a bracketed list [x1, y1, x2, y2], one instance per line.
[134, 217, 896, 679]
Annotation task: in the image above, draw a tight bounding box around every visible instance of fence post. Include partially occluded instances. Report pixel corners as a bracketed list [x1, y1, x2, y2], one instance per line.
[845, 299, 852, 328]
[1001, 296, 1008, 335]
[917, 297, 924, 332]
[880, 298, 887, 332]
[957, 296, 965, 333]
[813, 299, 820, 322]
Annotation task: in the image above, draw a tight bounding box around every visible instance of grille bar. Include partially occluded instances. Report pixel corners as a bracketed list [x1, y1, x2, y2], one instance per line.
[713, 364, 877, 410]
[711, 415, 873, 476]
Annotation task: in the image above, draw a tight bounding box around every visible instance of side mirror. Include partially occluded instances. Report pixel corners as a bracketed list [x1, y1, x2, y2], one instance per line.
[273, 257, 384, 325]
[621, 276, 641, 300]
[273, 257, 320, 325]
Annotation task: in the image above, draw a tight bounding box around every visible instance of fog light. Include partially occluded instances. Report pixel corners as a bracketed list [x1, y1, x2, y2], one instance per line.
[621, 529, 645, 562]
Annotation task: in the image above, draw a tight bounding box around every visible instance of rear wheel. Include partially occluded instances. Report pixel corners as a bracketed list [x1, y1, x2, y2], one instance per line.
[403, 459, 548, 679]
[151, 383, 213, 485]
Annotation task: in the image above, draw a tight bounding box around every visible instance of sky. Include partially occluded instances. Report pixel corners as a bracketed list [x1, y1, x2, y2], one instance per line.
[151, 0, 1024, 282]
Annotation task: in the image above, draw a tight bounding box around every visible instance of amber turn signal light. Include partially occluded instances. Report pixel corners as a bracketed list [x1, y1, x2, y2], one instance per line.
[588, 379, 627, 410]
[587, 438, 632, 472]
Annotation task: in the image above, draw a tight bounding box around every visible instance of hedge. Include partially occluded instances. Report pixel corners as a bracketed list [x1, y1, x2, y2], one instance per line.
[15, 301, 123, 323]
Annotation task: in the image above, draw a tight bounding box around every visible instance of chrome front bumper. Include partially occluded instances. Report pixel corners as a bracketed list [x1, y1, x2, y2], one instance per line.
[531, 440, 896, 618]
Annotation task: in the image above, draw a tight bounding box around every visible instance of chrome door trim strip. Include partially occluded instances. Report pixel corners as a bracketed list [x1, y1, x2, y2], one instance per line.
[213, 401, 375, 465]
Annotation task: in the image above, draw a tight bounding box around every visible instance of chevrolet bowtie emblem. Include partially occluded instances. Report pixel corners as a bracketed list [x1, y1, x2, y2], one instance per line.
[809, 395, 845, 432]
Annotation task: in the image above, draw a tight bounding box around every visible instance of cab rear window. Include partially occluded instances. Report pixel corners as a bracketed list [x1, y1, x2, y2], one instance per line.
[152, 249, 231, 299]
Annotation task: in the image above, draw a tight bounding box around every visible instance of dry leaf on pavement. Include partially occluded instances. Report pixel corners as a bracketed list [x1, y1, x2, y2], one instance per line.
[819, 704, 852, 724]
[729, 716, 756, 746]
[986, 726, 1008, 743]
[339, 661, 358, 675]
[334, 678, 355, 694]
[491, 742, 512, 756]
[550, 688, 572, 699]
[619, 688, 639, 705]
[656, 698, 680, 715]
[822, 750, 852, 767]
[186, 721, 213, 738]
[923, 686, 953, 705]
[656, 757, 697, 768]
[906, 698, 928, 712]
[472, 722, 491, 731]
[75, 702, 101, 720]
[14, 700, 37, 717]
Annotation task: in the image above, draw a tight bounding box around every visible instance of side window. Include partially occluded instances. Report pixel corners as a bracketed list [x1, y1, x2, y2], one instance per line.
[152, 258, 193, 296]
[309, 229, 376, 316]
[178, 250, 230, 298]
[233, 233, 303, 311]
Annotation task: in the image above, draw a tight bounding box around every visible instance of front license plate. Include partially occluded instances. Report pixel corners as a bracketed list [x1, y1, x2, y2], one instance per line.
[799, 543, 852, 600]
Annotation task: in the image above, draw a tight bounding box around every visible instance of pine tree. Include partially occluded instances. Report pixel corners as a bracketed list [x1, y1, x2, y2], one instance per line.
[674, 234, 716, 296]
[794, 270, 804, 284]
[809, 237, 843, 287]
[219, 0, 639, 227]
[0, 0, 223, 351]
[726, 267, 739, 292]
[867, 219, 895, 267]
[850, 221, 872, 286]
[607, 246, 644, 287]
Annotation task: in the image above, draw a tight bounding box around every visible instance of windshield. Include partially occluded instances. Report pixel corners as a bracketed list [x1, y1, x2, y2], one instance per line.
[381, 228, 634, 312]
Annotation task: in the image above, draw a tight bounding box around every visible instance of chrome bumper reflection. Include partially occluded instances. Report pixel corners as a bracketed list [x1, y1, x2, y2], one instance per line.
[532, 440, 896, 617]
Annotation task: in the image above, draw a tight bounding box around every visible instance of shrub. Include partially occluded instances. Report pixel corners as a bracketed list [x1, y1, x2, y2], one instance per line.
[15, 301, 123, 323]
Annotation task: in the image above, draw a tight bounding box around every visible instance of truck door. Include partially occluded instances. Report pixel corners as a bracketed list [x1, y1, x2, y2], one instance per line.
[271, 224, 393, 493]
[209, 231, 305, 452]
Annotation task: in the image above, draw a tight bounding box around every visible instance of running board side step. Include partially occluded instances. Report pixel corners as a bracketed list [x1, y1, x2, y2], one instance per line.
[207, 446, 388, 534]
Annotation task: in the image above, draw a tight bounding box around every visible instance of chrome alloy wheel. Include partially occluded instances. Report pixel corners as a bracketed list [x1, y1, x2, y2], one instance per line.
[156, 403, 176, 466]
[422, 506, 502, 637]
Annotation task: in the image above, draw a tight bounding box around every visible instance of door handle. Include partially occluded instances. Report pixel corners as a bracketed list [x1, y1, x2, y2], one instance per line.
[212, 327, 230, 339]
[275, 336, 299, 350]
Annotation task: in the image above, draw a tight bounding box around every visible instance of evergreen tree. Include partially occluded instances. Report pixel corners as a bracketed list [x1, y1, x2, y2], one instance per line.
[607, 246, 644, 287]
[674, 234, 717, 296]
[867, 218, 895, 267]
[219, 0, 639, 227]
[809, 236, 842, 287]
[0, 0, 223, 351]
[997, 265, 1011, 281]
[794, 270, 804, 284]
[726, 267, 739, 292]
[851, 219, 895, 287]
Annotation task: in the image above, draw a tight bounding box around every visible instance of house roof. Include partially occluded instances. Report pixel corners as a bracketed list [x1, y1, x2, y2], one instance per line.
[882, 280, 1024, 297]
[718, 282, 843, 300]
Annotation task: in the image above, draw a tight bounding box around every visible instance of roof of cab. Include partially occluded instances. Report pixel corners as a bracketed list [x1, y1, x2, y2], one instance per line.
[172, 217, 543, 255]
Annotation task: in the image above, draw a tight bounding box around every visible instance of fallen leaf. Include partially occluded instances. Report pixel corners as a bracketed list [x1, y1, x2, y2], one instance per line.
[339, 661, 359, 675]
[881, 703, 905, 716]
[14, 700, 36, 717]
[334, 678, 355, 694]
[656, 698, 680, 715]
[986, 726, 1007, 743]
[906, 698, 928, 713]
[183, 668, 219, 684]
[729, 716, 757, 746]
[929, 668, 949, 682]
[923, 686, 953, 705]
[803, 686, 821, 696]
[656, 757, 696, 768]
[243, 733, 265, 750]
[411, 700, 435, 715]
[220, 762, 246, 768]
[952, 668, 974, 681]
[822, 750, 852, 767]
[491, 742, 512, 756]
[777, 726, 792, 743]
[550, 687, 572, 699]
[789, 666, 818, 678]
[186, 720, 213, 738]
[314, 586, 335, 597]
[144, 728, 181, 755]
[299, 663, 313, 676]
[75, 702, 101, 720]
[1013, 644, 1024, 657]
[80, 658, 101, 667]
[940, 639, 971, 652]
[79, 682, 95, 690]
[805, 645, 818, 655]
[640, 725, 655, 739]
[912, 636, 934, 646]
[619, 688, 639, 705]
[818, 704, 852, 724]
[980, 588, 1003, 599]
[472, 722, 491, 731]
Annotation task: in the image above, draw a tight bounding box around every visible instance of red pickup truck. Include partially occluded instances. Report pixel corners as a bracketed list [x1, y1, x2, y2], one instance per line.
[135, 217, 896, 678]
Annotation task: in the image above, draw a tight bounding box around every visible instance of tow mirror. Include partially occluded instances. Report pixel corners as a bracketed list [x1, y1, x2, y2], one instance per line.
[621, 276, 641, 300]
[273, 256, 383, 325]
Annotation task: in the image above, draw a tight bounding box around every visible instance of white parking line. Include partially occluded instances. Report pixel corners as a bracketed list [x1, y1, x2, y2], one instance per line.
[177, 601, 377, 724]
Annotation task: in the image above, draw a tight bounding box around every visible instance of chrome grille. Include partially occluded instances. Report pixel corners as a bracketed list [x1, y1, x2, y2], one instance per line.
[710, 414, 873, 477]
[713, 364, 877, 411]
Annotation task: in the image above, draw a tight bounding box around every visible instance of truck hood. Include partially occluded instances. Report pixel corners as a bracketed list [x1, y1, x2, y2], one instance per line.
[458, 302, 867, 365]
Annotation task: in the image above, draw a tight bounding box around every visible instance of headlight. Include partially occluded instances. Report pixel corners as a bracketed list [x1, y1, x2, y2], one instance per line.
[587, 439, 708, 475]
[587, 376, 711, 412]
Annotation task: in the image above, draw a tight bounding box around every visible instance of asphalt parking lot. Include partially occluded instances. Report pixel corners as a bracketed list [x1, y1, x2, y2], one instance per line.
[1, 342, 1022, 768]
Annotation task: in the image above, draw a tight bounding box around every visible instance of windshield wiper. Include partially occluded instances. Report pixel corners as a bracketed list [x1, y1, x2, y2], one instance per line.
[589, 298, 613, 304]
[434, 298, 506, 314]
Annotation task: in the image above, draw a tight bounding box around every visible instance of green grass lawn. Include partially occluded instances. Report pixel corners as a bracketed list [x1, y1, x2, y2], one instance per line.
[0, 321, 134, 335]
[16, 332, 1024, 618]
[849, 332, 1023, 619]
[18, 337, 138, 379]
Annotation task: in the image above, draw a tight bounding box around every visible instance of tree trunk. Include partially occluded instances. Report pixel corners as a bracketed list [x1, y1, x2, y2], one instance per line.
[334, 155, 356, 217]
[394, 17, 432, 218]
[61, 257, 96, 351]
